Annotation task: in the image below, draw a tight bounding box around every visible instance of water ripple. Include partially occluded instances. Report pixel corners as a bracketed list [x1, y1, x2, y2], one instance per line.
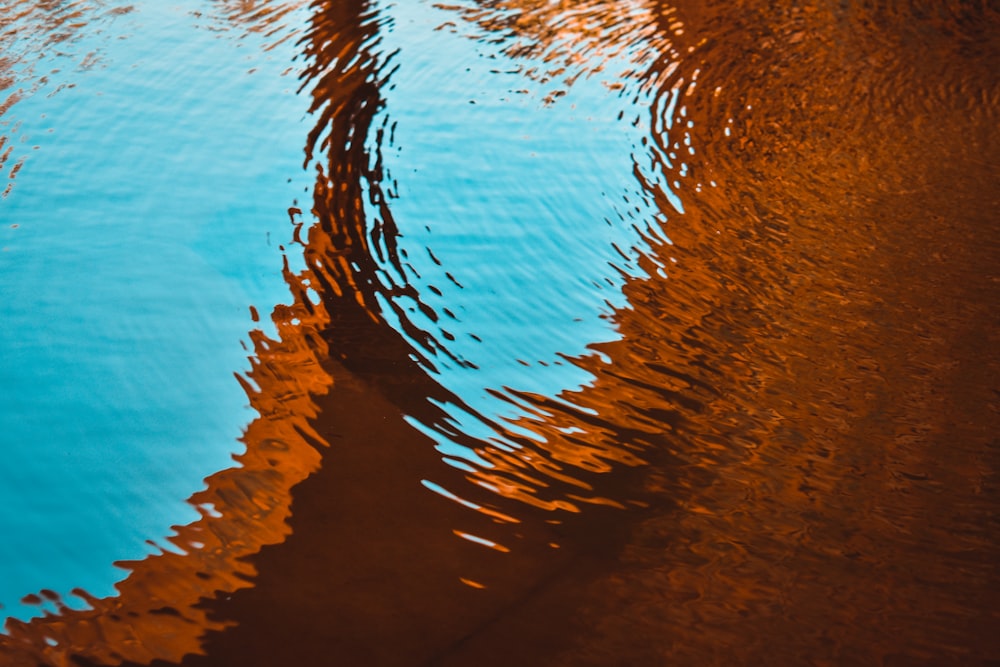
[1, 0, 997, 664]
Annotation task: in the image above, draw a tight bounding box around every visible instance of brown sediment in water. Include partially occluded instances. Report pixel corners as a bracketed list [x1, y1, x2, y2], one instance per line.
[2, 0, 999, 665]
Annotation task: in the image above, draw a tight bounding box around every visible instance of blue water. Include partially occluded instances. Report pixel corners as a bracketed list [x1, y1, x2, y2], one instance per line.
[0, 0, 662, 623]
[359, 3, 666, 459]
[1, 1, 313, 621]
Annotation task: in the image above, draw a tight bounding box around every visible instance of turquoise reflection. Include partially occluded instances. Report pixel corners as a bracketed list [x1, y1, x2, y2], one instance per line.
[0, 1, 311, 624]
[364, 3, 664, 439]
[0, 0, 676, 627]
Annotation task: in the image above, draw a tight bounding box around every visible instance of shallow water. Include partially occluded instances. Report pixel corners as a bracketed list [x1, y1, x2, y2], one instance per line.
[1, 0, 998, 665]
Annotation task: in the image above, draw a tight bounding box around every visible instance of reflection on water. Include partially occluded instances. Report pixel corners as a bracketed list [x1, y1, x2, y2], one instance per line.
[0, 0, 317, 629]
[2, 0, 998, 665]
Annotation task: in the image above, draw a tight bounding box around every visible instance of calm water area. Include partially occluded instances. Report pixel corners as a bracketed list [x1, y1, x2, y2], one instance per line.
[1, 0, 998, 665]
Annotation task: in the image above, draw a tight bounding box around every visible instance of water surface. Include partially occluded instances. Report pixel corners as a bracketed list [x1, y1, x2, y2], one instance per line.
[1, 0, 998, 665]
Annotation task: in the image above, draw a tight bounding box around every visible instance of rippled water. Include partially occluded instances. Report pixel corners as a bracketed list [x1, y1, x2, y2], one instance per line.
[2, 0, 998, 665]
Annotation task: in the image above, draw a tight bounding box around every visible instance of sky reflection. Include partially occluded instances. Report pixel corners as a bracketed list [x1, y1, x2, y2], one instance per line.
[0, 0, 312, 625]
